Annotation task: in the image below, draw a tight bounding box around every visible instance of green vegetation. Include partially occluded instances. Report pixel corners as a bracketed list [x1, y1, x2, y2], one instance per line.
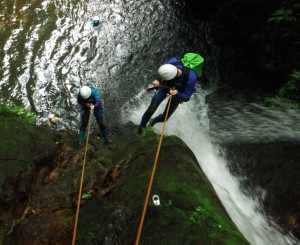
[268, 8, 297, 23]
[263, 2, 299, 109]
[264, 70, 300, 109]
[165, 199, 173, 207]
[140, 126, 155, 135]
[0, 103, 36, 123]
[145, 154, 249, 245]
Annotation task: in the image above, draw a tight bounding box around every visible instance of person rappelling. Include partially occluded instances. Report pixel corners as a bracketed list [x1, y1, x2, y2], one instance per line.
[91, 16, 102, 29]
[77, 85, 112, 145]
[47, 113, 68, 131]
[137, 53, 204, 134]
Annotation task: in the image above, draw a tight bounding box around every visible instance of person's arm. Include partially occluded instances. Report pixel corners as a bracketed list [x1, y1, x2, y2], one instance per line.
[92, 88, 102, 108]
[59, 120, 68, 130]
[177, 71, 198, 101]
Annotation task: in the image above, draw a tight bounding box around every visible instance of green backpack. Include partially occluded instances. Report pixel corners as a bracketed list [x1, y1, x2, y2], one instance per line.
[181, 53, 205, 77]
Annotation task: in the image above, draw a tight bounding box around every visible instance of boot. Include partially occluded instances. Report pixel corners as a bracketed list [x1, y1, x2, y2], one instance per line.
[149, 118, 156, 127]
[149, 115, 163, 127]
[101, 129, 112, 143]
[78, 130, 85, 145]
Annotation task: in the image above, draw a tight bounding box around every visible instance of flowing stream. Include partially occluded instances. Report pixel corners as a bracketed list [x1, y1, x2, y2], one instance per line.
[1, 0, 299, 244]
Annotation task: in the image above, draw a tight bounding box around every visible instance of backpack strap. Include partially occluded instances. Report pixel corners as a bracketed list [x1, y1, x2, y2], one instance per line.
[182, 69, 190, 87]
[170, 60, 190, 88]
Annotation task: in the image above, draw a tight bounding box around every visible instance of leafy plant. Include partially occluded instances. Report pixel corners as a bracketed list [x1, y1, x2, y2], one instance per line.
[263, 95, 282, 105]
[143, 126, 154, 134]
[139, 126, 156, 138]
[268, 8, 297, 23]
[289, 70, 300, 80]
[189, 206, 223, 231]
[164, 199, 173, 207]
[189, 206, 204, 224]
[81, 193, 92, 200]
[0, 103, 36, 124]
[263, 70, 300, 109]
[277, 81, 297, 97]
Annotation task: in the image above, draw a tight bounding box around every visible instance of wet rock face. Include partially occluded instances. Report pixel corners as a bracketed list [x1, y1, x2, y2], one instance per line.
[100, 208, 128, 244]
[1, 122, 249, 244]
[0, 116, 57, 211]
[223, 141, 300, 240]
[0, 162, 34, 204]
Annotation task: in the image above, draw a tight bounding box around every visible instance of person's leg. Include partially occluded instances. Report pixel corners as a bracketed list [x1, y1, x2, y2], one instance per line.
[79, 109, 90, 144]
[94, 107, 112, 143]
[137, 90, 166, 134]
[150, 96, 181, 126]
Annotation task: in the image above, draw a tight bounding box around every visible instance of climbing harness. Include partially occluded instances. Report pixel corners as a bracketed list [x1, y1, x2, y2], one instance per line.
[72, 110, 93, 245]
[135, 95, 173, 245]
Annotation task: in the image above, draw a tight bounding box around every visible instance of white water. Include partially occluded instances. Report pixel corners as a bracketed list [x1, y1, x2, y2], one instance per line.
[1, 0, 299, 242]
[122, 86, 299, 245]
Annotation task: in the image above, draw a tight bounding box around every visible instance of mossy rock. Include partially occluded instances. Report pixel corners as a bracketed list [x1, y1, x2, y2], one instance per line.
[75, 126, 250, 245]
[0, 115, 57, 164]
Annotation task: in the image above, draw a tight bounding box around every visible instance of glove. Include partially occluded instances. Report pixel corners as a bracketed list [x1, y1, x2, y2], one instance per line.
[169, 88, 178, 96]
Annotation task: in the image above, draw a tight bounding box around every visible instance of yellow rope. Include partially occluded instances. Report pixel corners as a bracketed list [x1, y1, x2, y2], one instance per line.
[135, 95, 173, 245]
[72, 110, 93, 245]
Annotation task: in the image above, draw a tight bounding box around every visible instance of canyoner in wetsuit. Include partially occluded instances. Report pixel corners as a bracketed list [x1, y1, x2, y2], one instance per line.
[47, 114, 68, 131]
[137, 57, 198, 134]
[77, 85, 112, 145]
[91, 16, 102, 29]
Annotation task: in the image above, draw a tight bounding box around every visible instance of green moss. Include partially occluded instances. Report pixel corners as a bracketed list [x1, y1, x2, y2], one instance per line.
[75, 201, 117, 244]
[0, 103, 36, 124]
[156, 169, 244, 243]
[0, 120, 249, 243]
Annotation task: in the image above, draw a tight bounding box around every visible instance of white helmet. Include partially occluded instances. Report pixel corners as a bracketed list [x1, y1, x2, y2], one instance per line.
[48, 114, 55, 119]
[80, 86, 92, 99]
[93, 16, 100, 21]
[158, 64, 177, 81]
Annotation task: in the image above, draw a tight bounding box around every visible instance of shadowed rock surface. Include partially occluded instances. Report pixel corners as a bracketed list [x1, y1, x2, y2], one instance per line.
[222, 141, 300, 239]
[0, 116, 249, 244]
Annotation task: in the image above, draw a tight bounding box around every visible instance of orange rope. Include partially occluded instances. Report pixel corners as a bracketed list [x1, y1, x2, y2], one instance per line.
[72, 110, 93, 245]
[135, 95, 173, 245]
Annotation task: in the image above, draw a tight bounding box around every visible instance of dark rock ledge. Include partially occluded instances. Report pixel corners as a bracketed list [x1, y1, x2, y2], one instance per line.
[0, 115, 249, 244]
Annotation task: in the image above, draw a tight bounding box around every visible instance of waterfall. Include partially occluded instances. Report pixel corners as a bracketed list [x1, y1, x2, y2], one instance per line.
[122, 86, 299, 245]
[1, 0, 299, 243]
